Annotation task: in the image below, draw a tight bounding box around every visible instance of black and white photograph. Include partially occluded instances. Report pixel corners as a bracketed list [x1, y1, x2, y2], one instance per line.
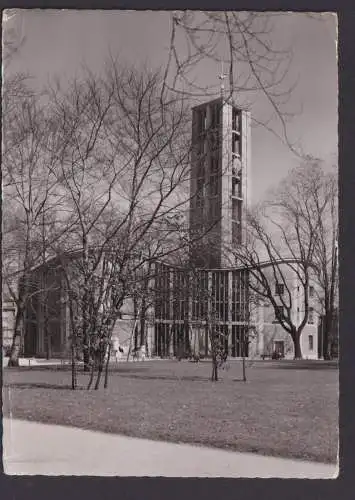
[2, 9, 338, 478]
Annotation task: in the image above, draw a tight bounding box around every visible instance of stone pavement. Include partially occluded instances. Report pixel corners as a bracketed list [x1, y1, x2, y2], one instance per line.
[3, 418, 338, 478]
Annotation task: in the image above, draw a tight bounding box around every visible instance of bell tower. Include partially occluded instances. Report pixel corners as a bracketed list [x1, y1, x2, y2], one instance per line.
[189, 96, 251, 268]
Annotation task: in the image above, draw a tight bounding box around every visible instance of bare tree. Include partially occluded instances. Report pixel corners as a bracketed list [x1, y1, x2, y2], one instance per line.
[2, 10, 32, 115]
[3, 92, 67, 367]
[230, 203, 315, 360]
[45, 68, 121, 372]
[44, 58, 197, 388]
[163, 11, 304, 154]
[272, 159, 338, 359]
[218, 158, 337, 361]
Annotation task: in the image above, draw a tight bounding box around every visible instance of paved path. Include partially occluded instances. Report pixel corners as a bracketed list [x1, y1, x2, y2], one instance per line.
[3, 418, 338, 478]
[2, 357, 68, 367]
[2, 357, 147, 367]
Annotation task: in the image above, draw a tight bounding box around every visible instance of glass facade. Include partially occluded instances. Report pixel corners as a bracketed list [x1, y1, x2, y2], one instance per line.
[153, 263, 251, 358]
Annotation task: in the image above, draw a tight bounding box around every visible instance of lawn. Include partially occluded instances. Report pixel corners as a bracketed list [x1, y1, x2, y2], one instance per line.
[3, 359, 338, 463]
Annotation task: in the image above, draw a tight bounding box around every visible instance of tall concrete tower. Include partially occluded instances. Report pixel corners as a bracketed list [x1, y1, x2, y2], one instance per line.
[189, 97, 251, 268]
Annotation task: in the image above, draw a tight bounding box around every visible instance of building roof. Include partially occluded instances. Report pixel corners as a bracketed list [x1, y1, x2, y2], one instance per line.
[191, 95, 250, 112]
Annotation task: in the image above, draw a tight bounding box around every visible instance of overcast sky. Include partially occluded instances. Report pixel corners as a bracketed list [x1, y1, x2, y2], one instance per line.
[3, 10, 338, 202]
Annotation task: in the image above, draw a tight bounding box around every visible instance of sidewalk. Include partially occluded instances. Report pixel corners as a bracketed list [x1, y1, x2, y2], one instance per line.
[3, 418, 338, 478]
[2, 357, 69, 367]
[2, 356, 156, 367]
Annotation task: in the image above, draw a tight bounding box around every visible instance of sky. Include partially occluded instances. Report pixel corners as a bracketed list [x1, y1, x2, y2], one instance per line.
[3, 10, 338, 203]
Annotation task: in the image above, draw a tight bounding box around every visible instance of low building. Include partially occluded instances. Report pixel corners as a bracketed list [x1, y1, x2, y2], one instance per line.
[152, 259, 319, 360]
[2, 252, 319, 361]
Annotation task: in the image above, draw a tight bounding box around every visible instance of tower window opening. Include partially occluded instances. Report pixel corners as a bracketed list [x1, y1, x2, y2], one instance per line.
[196, 178, 205, 209]
[196, 196, 204, 210]
[197, 177, 205, 192]
[209, 174, 219, 197]
[210, 154, 219, 174]
[211, 104, 221, 129]
[231, 165, 238, 177]
[197, 157, 204, 178]
[209, 199, 220, 221]
[195, 139, 204, 161]
[232, 220, 242, 245]
[197, 109, 207, 135]
[232, 135, 241, 156]
[232, 199, 242, 222]
[209, 130, 220, 152]
[232, 108, 241, 132]
[232, 177, 242, 198]
[231, 158, 242, 177]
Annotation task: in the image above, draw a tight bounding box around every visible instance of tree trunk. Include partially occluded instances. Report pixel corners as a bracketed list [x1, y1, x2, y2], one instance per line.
[94, 342, 106, 390]
[242, 356, 246, 382]
[82, 286, 90, 371]
[46, 334, 52, 360]
[44, 299, 51, 360]
[322, 312, 333, 360]
[140, 297, 146, 347]
[104, 342, 111, 389]
[184, 320, 191, 357]
[145, 332, 149, 358]
[67, 299, 78, 389]
[71, 340, 77, 390]
[8, 307, 25, 367]
[94, 360, 104, 390]
[83, 348, 90, 371]
[211, 358, 218, 381]
[242, 332, 247, 382]
[293, 331, 303, 360]
[134, 325, 139, 351]
[87, 360, 95, 390]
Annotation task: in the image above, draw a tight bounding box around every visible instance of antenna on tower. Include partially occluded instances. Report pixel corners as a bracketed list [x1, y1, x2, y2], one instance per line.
[218, 61, 227, 99]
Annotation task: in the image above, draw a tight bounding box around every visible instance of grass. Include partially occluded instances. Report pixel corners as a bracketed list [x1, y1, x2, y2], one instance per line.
[3, 359, 338, 464]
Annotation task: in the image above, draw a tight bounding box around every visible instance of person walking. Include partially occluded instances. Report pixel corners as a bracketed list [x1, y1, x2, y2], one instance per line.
[111, 337, 122, 363]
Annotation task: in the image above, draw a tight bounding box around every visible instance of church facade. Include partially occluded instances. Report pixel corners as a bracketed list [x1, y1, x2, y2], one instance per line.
[10, 96, 319, 360]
